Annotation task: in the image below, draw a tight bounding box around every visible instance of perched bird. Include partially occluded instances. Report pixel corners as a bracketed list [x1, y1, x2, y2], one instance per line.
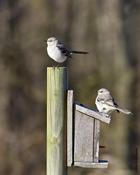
[45, 37, 88, 63]
[95, 88, 132, 116]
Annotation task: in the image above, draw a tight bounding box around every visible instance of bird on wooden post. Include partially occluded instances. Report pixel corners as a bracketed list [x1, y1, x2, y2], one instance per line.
[95, 88, 132, 116]
[45, 37, 88, 63]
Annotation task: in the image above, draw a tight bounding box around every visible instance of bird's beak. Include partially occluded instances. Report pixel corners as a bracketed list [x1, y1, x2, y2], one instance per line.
[44, 39, 47, 43]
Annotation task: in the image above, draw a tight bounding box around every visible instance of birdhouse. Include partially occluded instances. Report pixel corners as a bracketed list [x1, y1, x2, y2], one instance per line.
[67, 90, 111, 168]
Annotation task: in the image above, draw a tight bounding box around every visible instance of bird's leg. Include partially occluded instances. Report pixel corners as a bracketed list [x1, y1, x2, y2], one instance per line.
[52, 61, 59, 67]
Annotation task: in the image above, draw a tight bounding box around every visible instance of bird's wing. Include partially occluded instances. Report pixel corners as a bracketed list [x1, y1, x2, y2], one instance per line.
[57, 42, 72, 58]
[105, 99, 117, 107]
[98, 95, 117, 108]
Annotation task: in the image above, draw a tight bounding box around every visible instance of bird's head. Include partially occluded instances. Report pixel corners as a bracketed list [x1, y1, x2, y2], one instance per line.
[45, 37, 58, 46]
[97, 88, 110, 95]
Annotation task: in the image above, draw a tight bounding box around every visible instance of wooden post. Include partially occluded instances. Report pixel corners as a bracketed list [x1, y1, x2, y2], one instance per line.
[47, 67, 67, 175]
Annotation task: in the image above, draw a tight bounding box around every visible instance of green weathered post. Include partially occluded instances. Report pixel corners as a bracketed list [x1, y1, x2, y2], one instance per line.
[47, 67, 67, 175]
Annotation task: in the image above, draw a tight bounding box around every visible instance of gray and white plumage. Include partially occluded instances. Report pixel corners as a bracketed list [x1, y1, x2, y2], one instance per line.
[95, 88, 132, 115]
[46, 37, 88, 63]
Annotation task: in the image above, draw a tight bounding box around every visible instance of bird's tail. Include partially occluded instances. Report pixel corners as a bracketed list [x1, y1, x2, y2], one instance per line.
[71, 50, 88, 54]
[116, 107, 132, 115]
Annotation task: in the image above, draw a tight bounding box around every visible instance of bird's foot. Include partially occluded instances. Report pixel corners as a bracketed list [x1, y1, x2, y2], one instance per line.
[100, 112, 110, 118]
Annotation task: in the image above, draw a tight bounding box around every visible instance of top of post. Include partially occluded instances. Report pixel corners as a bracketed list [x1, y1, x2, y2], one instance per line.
[47, 66, 67, 69]
[47, 66, 68, 73]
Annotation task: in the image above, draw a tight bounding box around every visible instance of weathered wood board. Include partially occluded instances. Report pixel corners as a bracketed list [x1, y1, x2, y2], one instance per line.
[74, 110, 94, 162]
[93, 119, 100, 162]
[67, 90, 74, 166]
[74, 161, 108, 168]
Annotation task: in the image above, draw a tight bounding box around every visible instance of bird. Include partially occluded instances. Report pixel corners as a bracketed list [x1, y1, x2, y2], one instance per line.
[95, 88, 132, 116]
[45, 37, 88, 63]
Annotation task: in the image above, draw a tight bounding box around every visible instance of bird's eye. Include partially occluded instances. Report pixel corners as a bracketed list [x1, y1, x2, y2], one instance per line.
[100, 90, 103, 93]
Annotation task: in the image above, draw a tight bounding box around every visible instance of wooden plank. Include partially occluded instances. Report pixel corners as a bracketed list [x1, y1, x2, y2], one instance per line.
[93, 119, 100, 162]
[47, 67, 67, 175]
[74, 161, 108, 168]
[74, 111, 94, 162]
[67, 90, 74, 166]
[75, 104, 111, 124]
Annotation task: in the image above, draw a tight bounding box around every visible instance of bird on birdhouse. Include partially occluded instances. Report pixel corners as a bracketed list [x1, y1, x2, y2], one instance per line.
[95, 88, 132, 116]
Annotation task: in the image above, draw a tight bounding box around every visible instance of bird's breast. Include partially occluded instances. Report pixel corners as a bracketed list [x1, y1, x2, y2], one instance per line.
[47, 46, 67, 63]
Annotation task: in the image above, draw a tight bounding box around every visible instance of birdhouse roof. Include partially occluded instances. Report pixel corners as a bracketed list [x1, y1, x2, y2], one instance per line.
[75, 103, 111, 124]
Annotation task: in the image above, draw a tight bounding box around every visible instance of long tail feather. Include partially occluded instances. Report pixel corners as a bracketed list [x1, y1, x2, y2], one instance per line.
[71, 50, 88, 54]
[116, 107, 133, 115]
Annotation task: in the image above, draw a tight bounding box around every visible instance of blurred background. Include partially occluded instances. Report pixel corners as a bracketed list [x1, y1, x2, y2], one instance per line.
[0, 0, 140, 175]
